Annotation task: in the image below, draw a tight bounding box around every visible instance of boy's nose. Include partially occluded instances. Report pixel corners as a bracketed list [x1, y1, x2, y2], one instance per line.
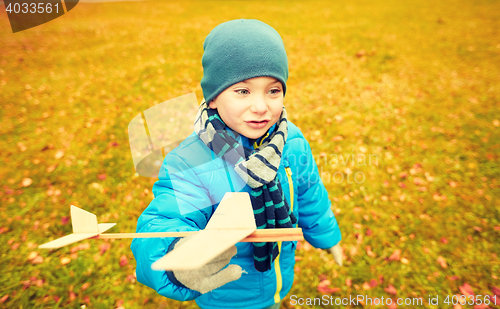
[249, 95, 268, 114]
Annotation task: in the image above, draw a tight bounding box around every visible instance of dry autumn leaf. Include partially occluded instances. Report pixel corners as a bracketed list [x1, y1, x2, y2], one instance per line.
[389, 249, 401, 261]
[27, 251, 38, 260]
[99, 243, 111, 255]
[0, 295, 9, 303]
[365, 246, 376, 257]
[119, 255, 128, 267]
[32, 256, 44, 264]
[55, 150, 65, 159]
[21, 178, 32, 187]
[459, 283, 474, 297]
[345, 278, 352, 287]
[46, 165, 57, 173]
[437, 256, 448, 268]
[317, 280, 340, 294]
[61, 257, 71, 265]
[385, 284, 398, 295]
[492, 286, 500, 297]
[413, 177, 427, 186]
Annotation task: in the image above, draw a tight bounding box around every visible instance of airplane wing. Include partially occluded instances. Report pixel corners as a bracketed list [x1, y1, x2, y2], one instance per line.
[151, 192, 257, 270]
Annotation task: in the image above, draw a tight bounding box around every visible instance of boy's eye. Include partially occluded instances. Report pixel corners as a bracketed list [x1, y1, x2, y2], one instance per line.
[268, 88, 282, 95]
[235, 89, 250, 95]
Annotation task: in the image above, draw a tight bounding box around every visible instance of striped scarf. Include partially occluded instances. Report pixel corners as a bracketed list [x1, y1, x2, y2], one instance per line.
[194, 100, 297, 272]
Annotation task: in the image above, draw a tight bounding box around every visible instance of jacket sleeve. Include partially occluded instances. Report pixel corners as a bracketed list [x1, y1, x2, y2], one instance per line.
[295, 139, 342, 249]
[131, 152, 214, 301]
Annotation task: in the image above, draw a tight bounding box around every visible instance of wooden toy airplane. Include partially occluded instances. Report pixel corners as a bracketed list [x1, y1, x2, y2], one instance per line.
[39, 192, 303, 270]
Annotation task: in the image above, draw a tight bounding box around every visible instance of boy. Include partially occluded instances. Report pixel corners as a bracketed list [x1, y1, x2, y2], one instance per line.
[131, 19, 342, 309]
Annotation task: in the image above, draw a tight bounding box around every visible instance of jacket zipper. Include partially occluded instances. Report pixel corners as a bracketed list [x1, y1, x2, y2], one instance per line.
[274, 167, 294, 303]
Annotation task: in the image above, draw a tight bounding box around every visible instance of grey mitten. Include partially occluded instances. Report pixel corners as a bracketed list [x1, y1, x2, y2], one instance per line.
[170, 236, 244, 294]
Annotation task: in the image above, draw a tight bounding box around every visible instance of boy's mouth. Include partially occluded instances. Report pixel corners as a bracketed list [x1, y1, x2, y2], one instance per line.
[246, 120, 269, 129]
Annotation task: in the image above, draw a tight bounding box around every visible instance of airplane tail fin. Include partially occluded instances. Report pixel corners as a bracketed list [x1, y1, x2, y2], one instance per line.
[71, 205, 99, 233]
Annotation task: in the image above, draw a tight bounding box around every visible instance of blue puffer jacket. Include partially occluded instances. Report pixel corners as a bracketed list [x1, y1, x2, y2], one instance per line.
[131, 121, 342, 309]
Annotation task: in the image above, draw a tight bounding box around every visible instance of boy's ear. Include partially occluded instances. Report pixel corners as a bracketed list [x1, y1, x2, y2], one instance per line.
[208, 100, 217, 109]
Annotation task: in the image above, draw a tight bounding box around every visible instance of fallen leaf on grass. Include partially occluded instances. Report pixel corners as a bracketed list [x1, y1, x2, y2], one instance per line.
[317, 280, 340, 294]
[27, 251, 38, 260]
[384, 284, 397, 295]
[437, 256, 448, 268]
[32, 256, 44, 264]
[46, 165, 57, 173]
[81, 283, 90, 290]
[413, 177, 427, 186]
[345, 278, 352, 287]
[365, 246, 376, 257]
[98, 174, 107, 180]
[362, 281, 371, 290]
[492, 286, 500, 297]
[21, 178, 32, 187]
[61, 257, 71, 265]
[369, 279, 378, 288]
[389, 249, 401, 261]
[71, 243, 90, 253]
[488, 292, 499, 305]
[55, 150, 65, 159]
[459, 283, 474, 297]
[119, 255, 128, 267]
[400, 257, 410, 264]
[99, 243, 111, 255]
[453, 304, 462, 309]
[0, 295, 8, 303]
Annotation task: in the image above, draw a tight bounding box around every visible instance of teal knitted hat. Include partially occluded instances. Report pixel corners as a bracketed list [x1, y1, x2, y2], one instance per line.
[201, 19, 289, 104]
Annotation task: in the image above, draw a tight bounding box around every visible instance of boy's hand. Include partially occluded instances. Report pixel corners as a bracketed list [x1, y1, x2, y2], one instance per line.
[328, 243, 343, 266]
[170, 236, 243, 294]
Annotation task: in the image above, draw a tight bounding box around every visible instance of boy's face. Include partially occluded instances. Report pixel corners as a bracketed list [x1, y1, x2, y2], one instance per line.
[209, 76, 284, 140]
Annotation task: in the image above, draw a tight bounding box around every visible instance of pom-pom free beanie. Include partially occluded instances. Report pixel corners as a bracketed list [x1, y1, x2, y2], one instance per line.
[201, 19, 289, 104]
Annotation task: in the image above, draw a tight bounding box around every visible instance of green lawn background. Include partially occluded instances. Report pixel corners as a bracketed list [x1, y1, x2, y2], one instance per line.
[0, 0, 499, 308]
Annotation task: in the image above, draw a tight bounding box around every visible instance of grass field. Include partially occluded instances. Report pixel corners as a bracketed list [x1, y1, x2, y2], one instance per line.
[1, 0, 499, 308]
